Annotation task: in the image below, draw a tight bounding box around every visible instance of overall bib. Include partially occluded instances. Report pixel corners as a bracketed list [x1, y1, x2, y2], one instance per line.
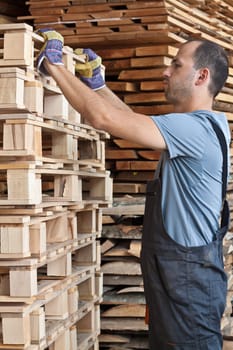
[141, 120, 229, 350]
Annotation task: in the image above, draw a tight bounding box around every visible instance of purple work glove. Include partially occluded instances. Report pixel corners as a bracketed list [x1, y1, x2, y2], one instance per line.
[74, 48, 105, 91]
[36, 28, 64, 75]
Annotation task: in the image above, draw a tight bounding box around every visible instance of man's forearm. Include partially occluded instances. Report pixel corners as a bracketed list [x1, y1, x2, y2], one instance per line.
[97, 86, 132, 112]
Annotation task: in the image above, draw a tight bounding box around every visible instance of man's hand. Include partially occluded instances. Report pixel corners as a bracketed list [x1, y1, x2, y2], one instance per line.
[36, 28, 64, 75]
[74, 48, 105, 91]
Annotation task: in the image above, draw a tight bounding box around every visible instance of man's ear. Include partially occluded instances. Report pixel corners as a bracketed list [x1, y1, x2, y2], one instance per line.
[195, 68, 209, 86]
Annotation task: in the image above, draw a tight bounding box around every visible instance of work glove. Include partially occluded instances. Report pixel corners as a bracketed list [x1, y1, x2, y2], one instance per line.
[74, 48, 105, 91]
[36, 28, 64, 75]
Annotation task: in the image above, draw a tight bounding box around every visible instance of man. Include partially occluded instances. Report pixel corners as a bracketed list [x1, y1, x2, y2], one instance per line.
[37, 30, 230, 349]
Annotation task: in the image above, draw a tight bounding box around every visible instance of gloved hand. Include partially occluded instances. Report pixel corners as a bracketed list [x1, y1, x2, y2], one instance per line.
[74, 48, 105, 91]
[36, 28, 64, 75]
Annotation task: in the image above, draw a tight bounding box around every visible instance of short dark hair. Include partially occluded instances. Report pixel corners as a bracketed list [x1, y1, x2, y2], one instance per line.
[184, 38, 229, 97]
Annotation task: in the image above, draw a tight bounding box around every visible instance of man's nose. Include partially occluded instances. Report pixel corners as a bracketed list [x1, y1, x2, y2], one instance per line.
[163, 66, 171, 78]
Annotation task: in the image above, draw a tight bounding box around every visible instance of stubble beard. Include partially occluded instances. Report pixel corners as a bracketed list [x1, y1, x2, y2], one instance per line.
[165, 83, 191, 106]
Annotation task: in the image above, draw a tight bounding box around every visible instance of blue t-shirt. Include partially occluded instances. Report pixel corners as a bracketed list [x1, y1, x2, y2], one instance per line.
[152, 110, 230, 247]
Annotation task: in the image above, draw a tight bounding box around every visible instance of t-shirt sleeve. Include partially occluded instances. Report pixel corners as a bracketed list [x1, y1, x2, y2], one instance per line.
[152, 113, 207, 159]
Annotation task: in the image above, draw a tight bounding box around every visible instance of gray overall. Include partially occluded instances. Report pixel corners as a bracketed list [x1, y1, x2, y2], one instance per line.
[141, 120, 229, 349]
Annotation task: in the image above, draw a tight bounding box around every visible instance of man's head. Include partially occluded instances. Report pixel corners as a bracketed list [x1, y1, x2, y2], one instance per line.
[163, 39, 229, 109]
[185, 38, 229, 97]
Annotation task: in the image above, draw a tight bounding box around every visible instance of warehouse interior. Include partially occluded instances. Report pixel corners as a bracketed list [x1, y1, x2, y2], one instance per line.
[0, 0, 233, 349]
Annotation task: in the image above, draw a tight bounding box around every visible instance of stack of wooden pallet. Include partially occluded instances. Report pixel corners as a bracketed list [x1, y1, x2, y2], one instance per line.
[15, 0, 233, 347]
[0, 22, 113, 350]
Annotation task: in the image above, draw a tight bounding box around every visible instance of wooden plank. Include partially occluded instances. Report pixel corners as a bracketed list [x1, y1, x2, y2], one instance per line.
[113, 183, 146, 194]
[101, 239, 115, 254]
[101, 261, 142, 275]
[99, 334, 130, 343]
[115, 171, 154, 182]
[102, 224, 144, 239]
[135, 44, 178, 57]
[131, 104, 173, 115]
[116, 160, 158, 170]
[112, 139, 146, 149]
[103, 275, 143, 286]
[124, 92, 166, 104]
[130, 56, 171, 68]
[97, 47, 136, 59]
[140, 81, 166, 91]
[128, 240, 141, 258]
[137, 150, 161, 160]
[103, 241, 131, 257]
[101, 317, 147, 331]
[103, 289, 145, 305]
[102, 304, 145, 317]
[118, 67, 165, 80]
[104, 58, 131, 72]
[105, 149, 138, 160]
[107, 81, 137, 92]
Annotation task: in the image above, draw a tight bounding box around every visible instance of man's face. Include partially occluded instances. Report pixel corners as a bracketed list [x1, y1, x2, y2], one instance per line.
[163, 41, 201, 105]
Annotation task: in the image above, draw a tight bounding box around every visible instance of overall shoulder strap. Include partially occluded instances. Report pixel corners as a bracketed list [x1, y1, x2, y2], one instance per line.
[207, 118, 229, 229]
[208, 119, 228, 201]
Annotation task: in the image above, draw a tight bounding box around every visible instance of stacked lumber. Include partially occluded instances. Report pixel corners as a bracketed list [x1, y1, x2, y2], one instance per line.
[0, 22, 112, 350]
[21, 0, 233, 346]
[100, 197, 148, 349]
[0, 0, 30, 24]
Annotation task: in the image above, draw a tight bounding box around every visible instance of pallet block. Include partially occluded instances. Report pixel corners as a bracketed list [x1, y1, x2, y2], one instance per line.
[47, 252, 72, 277]
[1, 23, 34, 68]
[45, 290, 69, 320]
[77, 209, 97, 234]
[82, 173, 113, 202]
[49, 329, 71, 350]
[0, 224, 30, 256]
[95, 272, 103, 300]
[73, 241, 97, 267]
[7, 168, 42, 204]
[68, 286, 79, 315]
[10, 266, 38, 297]
[52, 132, 78, 160]
[0, 67, 26, 109]
[30, 307, 46, 345]
[70, 325, 78, 350]
[77, 307, 96, 336]
[3, 122, 42, 156]
[44, 94, 69, 120]
[54, 174, 82, 202]
[78, 139, 105, 168]
[30, 222, 47, 259]
[24, 80, 44, 115]
[78, 274, 96, 301]
[69, 104, 81, 124]
[2, 312, 31, 345]
[46, 212, 73, 243]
